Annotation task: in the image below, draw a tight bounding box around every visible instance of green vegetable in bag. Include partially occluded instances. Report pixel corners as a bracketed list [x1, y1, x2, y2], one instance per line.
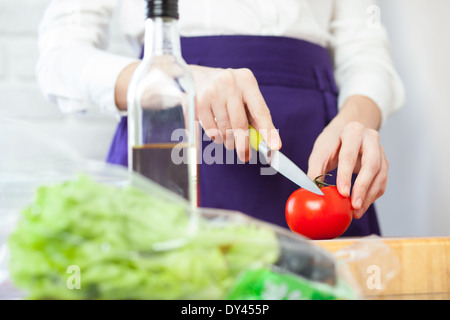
[227, 268, 356, 300]
[8, 175, 279, 300]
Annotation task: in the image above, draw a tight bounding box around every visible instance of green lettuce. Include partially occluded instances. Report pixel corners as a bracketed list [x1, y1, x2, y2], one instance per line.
[8, 175, 279, 300]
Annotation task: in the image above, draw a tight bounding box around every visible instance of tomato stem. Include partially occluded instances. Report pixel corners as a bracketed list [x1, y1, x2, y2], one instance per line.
[314, 174, 334, 188]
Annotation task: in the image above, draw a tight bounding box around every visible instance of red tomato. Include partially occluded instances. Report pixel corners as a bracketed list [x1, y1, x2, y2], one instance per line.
[285, 186, 353, 240]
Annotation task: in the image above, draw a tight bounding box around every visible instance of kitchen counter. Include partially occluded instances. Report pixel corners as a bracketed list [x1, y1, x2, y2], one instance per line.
[3, 235, 449, 300]
[314, 236, 450, 300]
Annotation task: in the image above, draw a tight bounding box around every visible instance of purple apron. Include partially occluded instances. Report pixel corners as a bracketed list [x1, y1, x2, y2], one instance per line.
[107, 35, 381, 237]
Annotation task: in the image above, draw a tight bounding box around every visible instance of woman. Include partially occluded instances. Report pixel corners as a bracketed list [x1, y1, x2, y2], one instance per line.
[37, 0, 404, 236]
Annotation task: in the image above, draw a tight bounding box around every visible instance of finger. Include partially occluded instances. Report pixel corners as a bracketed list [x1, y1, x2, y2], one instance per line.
[236, 68, 281, 150]
[351, 130, 382, 211]
[199, 86, 225, 144]
[209, 89, 234, 150]
[197, 99, 221, 143]
[234, 128, 251, 162]
[336, 123, 364, 197]
[307, 143, 331, 181]
[307, 134, 340, 181]
[227, 95, 250, 162]
[354, 149, 389, 219]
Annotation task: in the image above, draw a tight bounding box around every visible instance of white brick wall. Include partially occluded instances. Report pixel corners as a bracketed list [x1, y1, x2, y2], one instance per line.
[0, 45, 7, 79]
[0, 0, 51, 35]
[0, 0, 134, 161]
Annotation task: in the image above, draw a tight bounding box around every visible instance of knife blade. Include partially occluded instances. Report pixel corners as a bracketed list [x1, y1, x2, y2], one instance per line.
[249, 125, 324, 196]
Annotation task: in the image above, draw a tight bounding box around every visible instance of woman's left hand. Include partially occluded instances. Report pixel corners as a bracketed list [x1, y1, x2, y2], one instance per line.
[307, 96, 388, 219]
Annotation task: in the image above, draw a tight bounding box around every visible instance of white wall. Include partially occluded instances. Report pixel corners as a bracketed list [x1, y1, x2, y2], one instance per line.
[1, 0, 449, 237]
[0, 0, 132, 161]
[376, 0, 450, 237]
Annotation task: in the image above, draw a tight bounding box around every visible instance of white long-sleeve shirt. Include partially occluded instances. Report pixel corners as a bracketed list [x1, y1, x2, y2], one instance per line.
[37, 0, 404, 124]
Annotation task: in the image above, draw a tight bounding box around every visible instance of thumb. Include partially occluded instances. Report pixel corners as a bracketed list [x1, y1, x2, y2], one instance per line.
[307, 151, 328, 182]
[307, 139, 337, 182]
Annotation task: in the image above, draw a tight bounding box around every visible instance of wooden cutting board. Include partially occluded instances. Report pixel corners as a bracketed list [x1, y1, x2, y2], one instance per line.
[313, 237, 450, 300]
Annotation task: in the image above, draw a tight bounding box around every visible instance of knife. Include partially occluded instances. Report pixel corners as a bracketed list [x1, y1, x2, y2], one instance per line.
[249, 125, 324, 196]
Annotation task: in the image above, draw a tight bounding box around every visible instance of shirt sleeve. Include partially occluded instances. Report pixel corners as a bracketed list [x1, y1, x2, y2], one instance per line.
[329, 0, 405, 125]
[36, 0, 140, 114]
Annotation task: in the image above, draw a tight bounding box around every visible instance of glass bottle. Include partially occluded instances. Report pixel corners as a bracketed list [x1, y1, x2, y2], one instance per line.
[127, 0, 198, 207]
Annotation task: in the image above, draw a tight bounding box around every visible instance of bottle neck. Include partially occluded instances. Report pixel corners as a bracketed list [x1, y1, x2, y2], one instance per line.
[143, 17, 181, 58]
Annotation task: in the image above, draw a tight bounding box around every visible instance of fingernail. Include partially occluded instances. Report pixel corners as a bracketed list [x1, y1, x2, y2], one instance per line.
[341, 185, 350, 197]
[270, 131, 281, 150]
[354, 197, 363, 209]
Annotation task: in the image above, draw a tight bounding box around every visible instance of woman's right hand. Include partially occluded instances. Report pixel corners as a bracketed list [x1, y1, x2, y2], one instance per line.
[115, 63, 281, 162]
[189, 65, 281, 162]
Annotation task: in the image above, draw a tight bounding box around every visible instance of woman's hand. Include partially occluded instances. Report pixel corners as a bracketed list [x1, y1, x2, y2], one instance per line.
[307, 96, 388, 219]
[189, 65, 281, 162]
[115, 62, 281, 162]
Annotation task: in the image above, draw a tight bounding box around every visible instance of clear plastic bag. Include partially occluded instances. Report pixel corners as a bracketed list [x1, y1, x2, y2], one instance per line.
[0, 118, 397, 300]
[331, 235, 401, 299]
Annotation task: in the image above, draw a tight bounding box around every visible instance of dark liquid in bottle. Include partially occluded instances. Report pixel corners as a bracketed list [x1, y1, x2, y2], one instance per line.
[132, 143, 189, 199]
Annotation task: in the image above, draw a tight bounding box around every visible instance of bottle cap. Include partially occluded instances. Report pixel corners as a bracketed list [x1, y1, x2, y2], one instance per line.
[146, 0, 179, 19]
